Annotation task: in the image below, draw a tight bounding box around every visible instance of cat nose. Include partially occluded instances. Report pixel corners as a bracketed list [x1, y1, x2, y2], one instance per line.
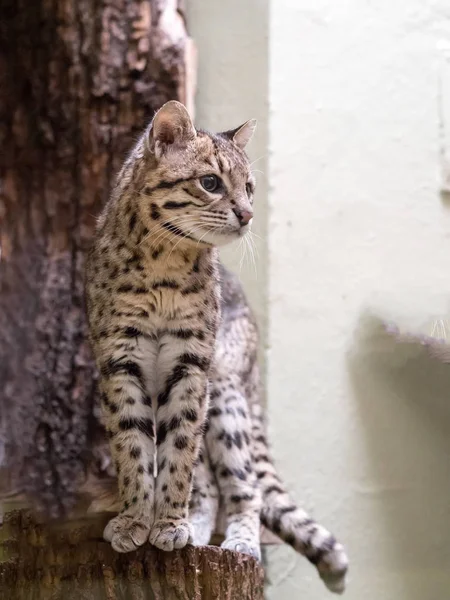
[233, 207, 253, 226]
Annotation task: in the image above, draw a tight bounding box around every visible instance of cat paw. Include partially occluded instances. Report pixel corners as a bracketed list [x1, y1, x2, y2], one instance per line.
[221, 537, 261, 561]
[103, 514, 151, 553]
[317, 543, 349, 594]
[149, 519, 193, 551]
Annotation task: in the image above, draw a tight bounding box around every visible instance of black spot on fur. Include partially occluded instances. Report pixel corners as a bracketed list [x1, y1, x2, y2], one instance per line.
[253, 453, 271, 464]
[153, 176, 196, 190]
[117, 284, 133, 293]
[192, 256, 200, 273]
[168, 415, 182, 430]
[264, 484, 285, 496]
[152, 279, 179, 289]
[208, 406, 222, 417]
[179, 353, 209, 371]
[101, 359, 144, 385]
[157, 422, 168, 444]
[182, 408, 198, 422]
[181, 282, 204, 295]
[118, 417, 154, 437]
[174, 435, 188, 450]
[270, 518, 282, 535]
[230, 493, 254, 503]
[183, 186, 204, 201]
[279, 505, 297, 516]
[152, 245, 164, 260]
[130, 446, 142, 459]
[170, 328, 194, 339]
[158, 364, 188, 407]
[234, 469, 247, 481]
[161, 221, 197, 241]
[150, 203, 160, 220]
[163, 200, 193, 209]
[124, 326, 141, 338]
[129, 212, 137, 232]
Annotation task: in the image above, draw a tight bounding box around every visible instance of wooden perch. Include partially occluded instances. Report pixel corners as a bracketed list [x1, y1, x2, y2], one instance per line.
[0, 510, 265, 600]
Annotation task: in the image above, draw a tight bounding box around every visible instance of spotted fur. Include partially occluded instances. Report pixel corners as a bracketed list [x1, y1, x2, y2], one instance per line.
[85, 101, 348, 593]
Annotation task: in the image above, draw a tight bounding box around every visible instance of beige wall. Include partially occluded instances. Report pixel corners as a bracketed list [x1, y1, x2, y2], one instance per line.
[267, 0, 450, 598]
[187, 0, 269, 381]
[190, 1, 450, 598]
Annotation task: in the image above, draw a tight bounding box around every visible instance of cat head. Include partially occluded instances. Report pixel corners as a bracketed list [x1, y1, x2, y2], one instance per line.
[137, 101, 256, 248]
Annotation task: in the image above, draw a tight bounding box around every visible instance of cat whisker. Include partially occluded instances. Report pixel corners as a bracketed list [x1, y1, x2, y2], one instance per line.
[145, 215, 202, 248]
[238, 238, 246, 274]
[165, 224, 207, 263]
[246, 234, 258, 279]
[249, 155, 266, 168]
[196, 225, 218, 248]
[247, 230, 261, 259]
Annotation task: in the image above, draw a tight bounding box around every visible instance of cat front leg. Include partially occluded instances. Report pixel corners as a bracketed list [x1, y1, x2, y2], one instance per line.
[150, 335, 212, 551]
[98, 350, 156, 553]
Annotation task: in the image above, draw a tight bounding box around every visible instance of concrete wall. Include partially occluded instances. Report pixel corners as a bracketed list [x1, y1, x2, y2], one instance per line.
[189, 1, 450, 598]
[267, 1, 450, 598]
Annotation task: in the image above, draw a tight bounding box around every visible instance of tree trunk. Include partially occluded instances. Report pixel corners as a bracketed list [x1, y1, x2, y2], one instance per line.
[0, 0, 195, 517]
[0, 510, 265, 600]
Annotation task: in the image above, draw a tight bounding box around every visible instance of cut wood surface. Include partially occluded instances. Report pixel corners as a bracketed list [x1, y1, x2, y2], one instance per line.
[0, 510, 265, 600]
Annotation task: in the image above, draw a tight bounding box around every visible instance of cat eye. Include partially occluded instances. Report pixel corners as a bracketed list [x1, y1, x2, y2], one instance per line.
[246, 182, 254, 196]
[200, 174, 222, 193]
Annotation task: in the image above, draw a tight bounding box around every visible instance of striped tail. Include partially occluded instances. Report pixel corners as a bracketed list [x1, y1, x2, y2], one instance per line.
[251, 405, 348, 594]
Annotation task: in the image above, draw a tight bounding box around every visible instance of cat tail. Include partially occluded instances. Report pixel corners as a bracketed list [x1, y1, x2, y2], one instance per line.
[251, 404, 349, 594]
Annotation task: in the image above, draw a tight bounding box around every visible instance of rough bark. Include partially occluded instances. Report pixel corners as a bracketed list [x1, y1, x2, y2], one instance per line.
[0, 510, 265, 600]
[0, 0, 195, 518]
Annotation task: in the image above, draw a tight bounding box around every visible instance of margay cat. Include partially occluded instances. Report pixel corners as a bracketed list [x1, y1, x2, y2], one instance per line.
[85, 101, 348, 593]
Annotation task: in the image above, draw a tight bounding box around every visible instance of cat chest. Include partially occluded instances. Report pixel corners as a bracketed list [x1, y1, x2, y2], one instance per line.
[113, 279, 212, 320]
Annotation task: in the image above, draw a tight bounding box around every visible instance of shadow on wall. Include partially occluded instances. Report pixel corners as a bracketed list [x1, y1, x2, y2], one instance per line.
[348, 314, 450, 599]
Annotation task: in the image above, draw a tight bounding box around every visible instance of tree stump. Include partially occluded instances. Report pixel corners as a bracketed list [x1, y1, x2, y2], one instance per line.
[0, 510, 265, 600]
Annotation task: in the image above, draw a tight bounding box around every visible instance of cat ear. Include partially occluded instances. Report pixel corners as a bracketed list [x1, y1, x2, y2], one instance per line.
[222, 119, 257, 150]
[146, 101, 196, 156]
